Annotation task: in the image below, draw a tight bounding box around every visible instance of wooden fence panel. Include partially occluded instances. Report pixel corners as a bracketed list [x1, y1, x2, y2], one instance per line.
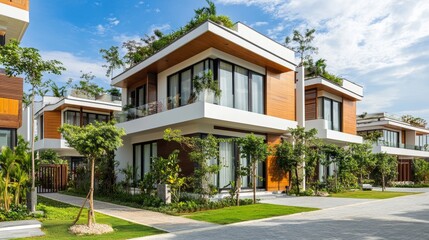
[37, 164, 68, 193]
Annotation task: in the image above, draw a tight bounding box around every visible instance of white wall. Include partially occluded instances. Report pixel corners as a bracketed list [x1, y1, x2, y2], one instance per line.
[115, 136, 134, 182]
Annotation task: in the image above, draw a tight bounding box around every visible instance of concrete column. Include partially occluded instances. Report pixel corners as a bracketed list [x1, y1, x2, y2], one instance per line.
[296, 66, 306, 191]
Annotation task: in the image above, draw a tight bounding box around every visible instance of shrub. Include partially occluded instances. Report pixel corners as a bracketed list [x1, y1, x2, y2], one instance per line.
[413, 158, 429, 183]
[0, 204, 30, 221]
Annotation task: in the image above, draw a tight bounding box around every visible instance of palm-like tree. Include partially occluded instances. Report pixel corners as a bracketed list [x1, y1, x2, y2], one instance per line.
[194, 0, 216, 18]
[0, 147, 18, 211]
[13, 167, 29, 205]
[100, 46, 124, 78]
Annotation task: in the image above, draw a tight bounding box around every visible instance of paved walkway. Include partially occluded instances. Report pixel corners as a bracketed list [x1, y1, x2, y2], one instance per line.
[39, 193, 216, 233]
[261, 195, 375, 209]
[136, 190, 429, 240]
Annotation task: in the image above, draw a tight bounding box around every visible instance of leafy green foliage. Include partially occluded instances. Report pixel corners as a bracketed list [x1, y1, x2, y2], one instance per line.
[304, 58, 343, 85]
[163, 128, 227, 198]
[349, 142, 376, 184]
[101, 0, 233, 68]
[39, 149, 67, 164]
[0, 137, 31, 212]
[237, 134, 269, 204]
[191, 70, 222, 102]
[275, 127, 321, 195]
[285, 29, 318, 65]
[401, 115, 427, 128]
[149, 151, 187, 203]
[373, 153, 398, 191]
[72, 72, 105, 98]
[413, 158, 429, 183]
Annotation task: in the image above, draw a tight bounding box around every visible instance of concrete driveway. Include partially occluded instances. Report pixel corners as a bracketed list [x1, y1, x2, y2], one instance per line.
[136, 190, 429, 240]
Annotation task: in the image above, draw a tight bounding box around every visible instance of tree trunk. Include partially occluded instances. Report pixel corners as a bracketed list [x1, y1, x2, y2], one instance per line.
[252, 162, 256, 204]
[294, 167, 300, 195]
[88, 157, 95, 227]
[30, 88, 37, 213]
[234, 157, 241, 206]
[382, 174, 385, 192]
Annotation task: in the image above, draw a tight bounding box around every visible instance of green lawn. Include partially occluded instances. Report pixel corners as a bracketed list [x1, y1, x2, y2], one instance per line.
[22, 196, 164, 240]
[185, 203, 318, 225]
[330, 191, 420, 199]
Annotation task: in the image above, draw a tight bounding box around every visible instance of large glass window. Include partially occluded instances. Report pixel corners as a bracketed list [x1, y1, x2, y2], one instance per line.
[167, 74, 180, 109]
[137, 86, 146, 107]
[234, 66, 249, 111]
[64, 111, 80, 126]
[180, 69, 192, 106]
[219, 61, 234, 108]
[64, 110, 109, 126]
[251, 73, 264, 114]
[133, 142, 157, 181]
[0, 129, 16, 149]
[417, 135, 429, 148]
[319, 97, 342, 131]
[382, 130, 399, 147]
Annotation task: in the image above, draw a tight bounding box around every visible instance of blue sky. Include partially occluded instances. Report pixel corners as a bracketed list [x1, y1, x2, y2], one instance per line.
[21, 0, 429, 121]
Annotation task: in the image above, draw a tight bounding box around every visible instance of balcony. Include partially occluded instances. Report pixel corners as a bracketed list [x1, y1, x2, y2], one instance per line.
[306, 118, 362, 144]
[373, 141, 429, 158]
[115, 92, 298, 135]
[68, 89, 122, 103]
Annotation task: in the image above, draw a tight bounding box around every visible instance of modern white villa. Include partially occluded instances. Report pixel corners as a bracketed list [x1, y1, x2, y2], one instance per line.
[357, 113, 429, 182]
[111, 20, 365, 191]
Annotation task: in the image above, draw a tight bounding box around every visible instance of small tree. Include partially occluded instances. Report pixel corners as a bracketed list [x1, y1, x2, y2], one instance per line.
[373, 153, 397, 191]
[413, 158, 429, 183]
[275, 127, 319, 195]
[0, 40, 64, 212]
[237, 134, 269, 204]
[72, 72, 104, 99]
[349, 142, 375, 184]
[59, 121, 125, 227]
[100, 46, 124, 78]
[163, 128, 225, 199]
[285, 29, 318, 66]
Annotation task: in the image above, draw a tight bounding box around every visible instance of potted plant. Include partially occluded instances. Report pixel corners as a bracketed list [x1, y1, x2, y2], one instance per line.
[191, 70, 221, 104]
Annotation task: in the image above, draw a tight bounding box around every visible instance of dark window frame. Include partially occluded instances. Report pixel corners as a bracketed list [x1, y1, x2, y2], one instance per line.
[132, 141, 158, 182]
[39, 114, 44, 140]
[0, 128, 17, 149]
[318, 97, 342, 131]
[63, 110, 110, 126]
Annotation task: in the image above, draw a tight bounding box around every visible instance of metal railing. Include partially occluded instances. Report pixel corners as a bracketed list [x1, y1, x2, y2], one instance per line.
[376, 141, 429, 152]
[114, 92, 218, 123]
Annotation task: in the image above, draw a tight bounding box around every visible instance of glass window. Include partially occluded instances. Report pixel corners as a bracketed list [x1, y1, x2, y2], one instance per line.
[219, 142, 234, 188]
[0, 129, 15, 149]
[134, 144, 142, 181]
[39, 115, 44, 140]
[193, 62, 204, 78]
[219, 61, 233, 108]
[234, 66, 249, 111]
[181, 69, 192, 106]
[129, 90, 136, 106]
[98, 114, 108, 123]
[324, 98, 332, 129]
[251, 73, 264, 114]
[333, 101, 340, 131]
[168, 74, 179, 109]
[65, 111, 80, 126]
[137, 86, 145, 107]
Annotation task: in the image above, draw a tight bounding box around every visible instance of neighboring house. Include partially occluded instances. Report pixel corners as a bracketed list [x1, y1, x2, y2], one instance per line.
[0, 0, 29, 149]
[18, 91, 121, 168]
[112, 21, 298, 191]
[304, 76, 363, 181]
[357, 113, 429, 182]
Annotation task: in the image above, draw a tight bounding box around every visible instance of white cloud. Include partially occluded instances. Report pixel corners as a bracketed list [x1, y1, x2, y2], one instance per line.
[249, 21, 268, 28]
[107, 17, 120, 26]
[96, 24, 105, 35]
[155, 8, 161, 13]
[218, 0, 429, 120]
[148, 23, 171, 34]
[41, 51, 109, 86]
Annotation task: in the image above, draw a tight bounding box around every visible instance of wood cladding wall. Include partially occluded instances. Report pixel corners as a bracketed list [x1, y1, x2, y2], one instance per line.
[0, 75, 23, 100]
[157, 139, 194, 177]
[44, 111, 61, 139]
[342, 99, 357, 134]
[305, 89, 317, 120]
[0, 98, 21, 129]
[265, 69, 295, 121]
[266, 134, 289, 191]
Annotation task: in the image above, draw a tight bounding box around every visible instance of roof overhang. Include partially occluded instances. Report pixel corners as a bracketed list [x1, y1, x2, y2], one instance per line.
[112, 21, 296, 88]
[0, 1, 29, 43]
[357, 119, 429, 134]
[305, 77, 363, 101]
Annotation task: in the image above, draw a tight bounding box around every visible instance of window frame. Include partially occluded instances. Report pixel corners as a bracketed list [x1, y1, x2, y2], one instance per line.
[318, 97, 342, 131]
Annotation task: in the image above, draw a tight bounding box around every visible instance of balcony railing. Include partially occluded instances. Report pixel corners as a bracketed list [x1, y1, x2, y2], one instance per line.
[0, 0, 29, 10]
[376, 141, 429, 152]
[68, 89, 121, 103]
[115, 92, 217, 123]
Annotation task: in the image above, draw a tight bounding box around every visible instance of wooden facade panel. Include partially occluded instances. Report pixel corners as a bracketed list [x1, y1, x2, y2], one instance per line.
[0, 0, 29, 10]
[266, 69, 295, 121]
[0, 75, 23, 100]
[305, 89, 317, 120]
[0, 98, 19, 115]
[44, 111, 61, 139]
[266, 134, 289, 191]
[342, 99, 357, 134]
[157, 139, 194, 177]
